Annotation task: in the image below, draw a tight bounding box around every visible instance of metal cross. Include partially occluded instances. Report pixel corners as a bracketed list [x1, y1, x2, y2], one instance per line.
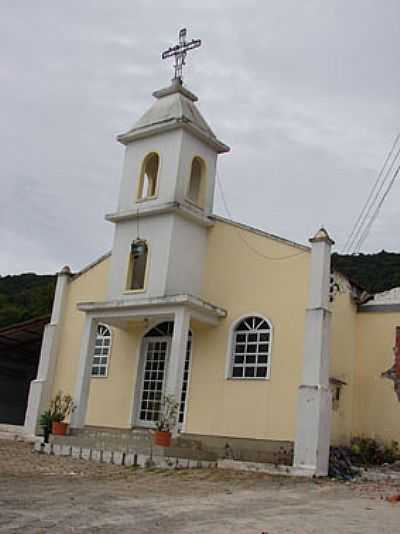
[162, 28, 201, 82]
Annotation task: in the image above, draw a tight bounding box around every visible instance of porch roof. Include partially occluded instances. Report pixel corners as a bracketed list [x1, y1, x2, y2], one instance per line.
[77, 293, 227, 326]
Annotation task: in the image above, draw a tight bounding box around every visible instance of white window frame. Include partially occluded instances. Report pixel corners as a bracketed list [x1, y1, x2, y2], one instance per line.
[91, 323, 112, 378]
[225, 314, 273, 380]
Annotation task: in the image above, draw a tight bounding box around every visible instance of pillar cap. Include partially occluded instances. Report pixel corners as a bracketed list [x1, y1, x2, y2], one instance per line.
[309, 227, 335, 245]
[58, 265, 72, 275]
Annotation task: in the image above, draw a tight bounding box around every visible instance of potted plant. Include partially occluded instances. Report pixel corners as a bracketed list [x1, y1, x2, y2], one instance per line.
[154, 394, 179, 447]
[50, 391, 75, 436]
[39, 409, 54, 443]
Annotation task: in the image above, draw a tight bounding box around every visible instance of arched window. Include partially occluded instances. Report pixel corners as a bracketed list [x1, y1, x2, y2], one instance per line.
[127, 240, 148, 291]
[137, 152, 159, 200]
[230, 316, 272, 379]
[187, 157, 206, 207]
[91, 324, 112, 377]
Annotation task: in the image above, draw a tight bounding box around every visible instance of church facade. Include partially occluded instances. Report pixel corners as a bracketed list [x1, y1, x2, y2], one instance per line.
[24, 68, 400, 476]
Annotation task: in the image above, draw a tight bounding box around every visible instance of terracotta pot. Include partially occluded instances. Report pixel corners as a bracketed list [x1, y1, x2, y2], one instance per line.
[52, 421, 68, 435]
[154, 430, 172, 447]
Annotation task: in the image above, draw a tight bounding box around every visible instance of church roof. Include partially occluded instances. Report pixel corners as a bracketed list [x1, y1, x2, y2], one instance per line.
[117, 80, 229, 153]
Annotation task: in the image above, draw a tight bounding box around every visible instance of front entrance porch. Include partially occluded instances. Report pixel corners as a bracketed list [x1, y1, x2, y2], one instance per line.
[70, 294, 226, 431]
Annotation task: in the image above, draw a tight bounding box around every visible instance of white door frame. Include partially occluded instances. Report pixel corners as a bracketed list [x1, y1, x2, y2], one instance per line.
[131, 325, 193, 430]
[135, 335, 171, 428]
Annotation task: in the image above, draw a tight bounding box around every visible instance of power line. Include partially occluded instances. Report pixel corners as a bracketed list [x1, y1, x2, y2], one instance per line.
[351, 143, 400, 252]
[215, 172, 307, 261]
[354, 162, 400, 252]
[343, 132, 400, 254]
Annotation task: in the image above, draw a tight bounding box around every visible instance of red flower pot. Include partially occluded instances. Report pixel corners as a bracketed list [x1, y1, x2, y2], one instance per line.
[154, 431, 172, 447]
[52, 421, 68, 435]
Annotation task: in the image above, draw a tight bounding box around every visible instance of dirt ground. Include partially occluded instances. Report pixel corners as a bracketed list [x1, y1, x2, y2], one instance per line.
[1, 440, 400, 533]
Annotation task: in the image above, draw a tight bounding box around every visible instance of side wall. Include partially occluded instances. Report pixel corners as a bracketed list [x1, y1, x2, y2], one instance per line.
[329, 283, 358, 445]
[354, 310, 400, 444]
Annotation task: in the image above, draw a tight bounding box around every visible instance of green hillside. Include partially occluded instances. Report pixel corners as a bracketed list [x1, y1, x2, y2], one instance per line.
[0, 273, 56, 329]
[1, 251, 400, 329]
[332, 251, 400, 294]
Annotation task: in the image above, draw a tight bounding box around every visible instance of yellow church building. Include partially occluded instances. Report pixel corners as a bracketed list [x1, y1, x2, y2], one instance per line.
[24, 33, 400, 477]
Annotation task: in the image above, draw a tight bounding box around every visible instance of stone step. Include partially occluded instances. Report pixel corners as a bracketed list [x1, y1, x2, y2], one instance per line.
[50, 427, 217, 461]
[33, 441, 217, 469]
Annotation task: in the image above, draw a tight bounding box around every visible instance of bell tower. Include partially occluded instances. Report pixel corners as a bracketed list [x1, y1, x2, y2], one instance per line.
[105, 29, 229, 301]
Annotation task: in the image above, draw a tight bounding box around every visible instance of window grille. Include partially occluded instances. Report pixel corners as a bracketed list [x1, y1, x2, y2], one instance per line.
[230, 316, 271, 379]
[91, 324, 112, 377]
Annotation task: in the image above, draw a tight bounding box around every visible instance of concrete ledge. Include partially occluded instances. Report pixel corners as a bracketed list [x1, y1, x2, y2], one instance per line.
[218, 459, 317, 477]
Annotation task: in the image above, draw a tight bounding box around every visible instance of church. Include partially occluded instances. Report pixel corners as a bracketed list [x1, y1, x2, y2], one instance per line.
[24, 30, 400, 477]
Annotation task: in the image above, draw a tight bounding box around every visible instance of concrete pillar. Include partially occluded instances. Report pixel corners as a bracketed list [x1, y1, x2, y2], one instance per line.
[24, 266, 71, 436]
[165, 307, 190, 419]
[293, 228, 334, 476]
[69, 315, 98, 429]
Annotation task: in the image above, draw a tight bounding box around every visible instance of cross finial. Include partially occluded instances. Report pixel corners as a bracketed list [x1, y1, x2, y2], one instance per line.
[162, 28, 201, 82]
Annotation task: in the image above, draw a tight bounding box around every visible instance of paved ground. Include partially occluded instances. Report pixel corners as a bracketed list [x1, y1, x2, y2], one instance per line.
[1, 439, 400, 533]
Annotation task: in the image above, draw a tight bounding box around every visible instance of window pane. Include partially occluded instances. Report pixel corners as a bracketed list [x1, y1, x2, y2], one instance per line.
[256, 367, 267, 378]
[245, 367, 255, 378]
[232, 366, 243, 378]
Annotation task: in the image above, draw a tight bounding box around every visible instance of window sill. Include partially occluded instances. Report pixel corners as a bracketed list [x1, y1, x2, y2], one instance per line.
[90, 375, 109, 379]
[136, 195, 158, 203]
[226, 376, 270, 381]
[123, 289, 146, 294]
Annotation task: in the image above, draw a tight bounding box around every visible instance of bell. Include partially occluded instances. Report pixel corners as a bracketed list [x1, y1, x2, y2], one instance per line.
[131, 240, 147, 259]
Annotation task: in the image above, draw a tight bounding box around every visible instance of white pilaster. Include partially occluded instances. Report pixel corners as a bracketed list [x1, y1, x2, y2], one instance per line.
[70, 316, 98, 429]
[24, 266, 71, 436]
[165, 307, 190, 412]
[293, 228, 334, 477]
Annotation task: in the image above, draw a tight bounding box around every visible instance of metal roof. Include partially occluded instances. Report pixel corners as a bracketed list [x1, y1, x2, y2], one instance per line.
[0, 315, 49, 362]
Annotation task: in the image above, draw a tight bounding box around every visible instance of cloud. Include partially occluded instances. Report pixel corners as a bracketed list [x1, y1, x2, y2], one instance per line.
[0, 1, 399, 275]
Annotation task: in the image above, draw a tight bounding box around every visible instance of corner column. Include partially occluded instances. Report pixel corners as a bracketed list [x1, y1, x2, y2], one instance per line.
[293, 228, 334, 476]
[69, 316, 98, 429]
[165, 307, 190, 424]
[24, 266, 71, 436]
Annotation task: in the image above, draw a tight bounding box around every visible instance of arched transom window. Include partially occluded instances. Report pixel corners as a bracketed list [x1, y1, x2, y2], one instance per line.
[137, 152, 159, 200]
[91, 324, 112, 377]
[230, 316, 272, 379]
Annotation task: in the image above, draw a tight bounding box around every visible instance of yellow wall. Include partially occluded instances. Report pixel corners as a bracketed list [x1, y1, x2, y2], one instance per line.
[52, 256, 144, 429]
[354, 311, 400, 444]
[329, 283, 358, 445]
[185, 220, 310, 441]
[53, 221, 400, 446]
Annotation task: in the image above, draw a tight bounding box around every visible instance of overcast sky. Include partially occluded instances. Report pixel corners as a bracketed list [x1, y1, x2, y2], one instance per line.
[1, 1, 399, 275]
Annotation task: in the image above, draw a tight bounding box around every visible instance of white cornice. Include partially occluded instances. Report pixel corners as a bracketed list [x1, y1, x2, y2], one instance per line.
[105, 201, 214, 227]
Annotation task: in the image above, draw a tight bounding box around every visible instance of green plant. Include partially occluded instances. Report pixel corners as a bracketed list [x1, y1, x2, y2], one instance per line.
[39, 409, 54, 428]
[39, 409, 55, 443]
[155, 395, 179, 432]
[350, 437, 400, 466]
[49, 391, 75, 423]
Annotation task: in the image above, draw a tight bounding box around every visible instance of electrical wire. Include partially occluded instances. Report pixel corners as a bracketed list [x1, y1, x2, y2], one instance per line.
[215, 172, 307, 261]
[343, 132, 400, 254]
[354, 163, 400, 252]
